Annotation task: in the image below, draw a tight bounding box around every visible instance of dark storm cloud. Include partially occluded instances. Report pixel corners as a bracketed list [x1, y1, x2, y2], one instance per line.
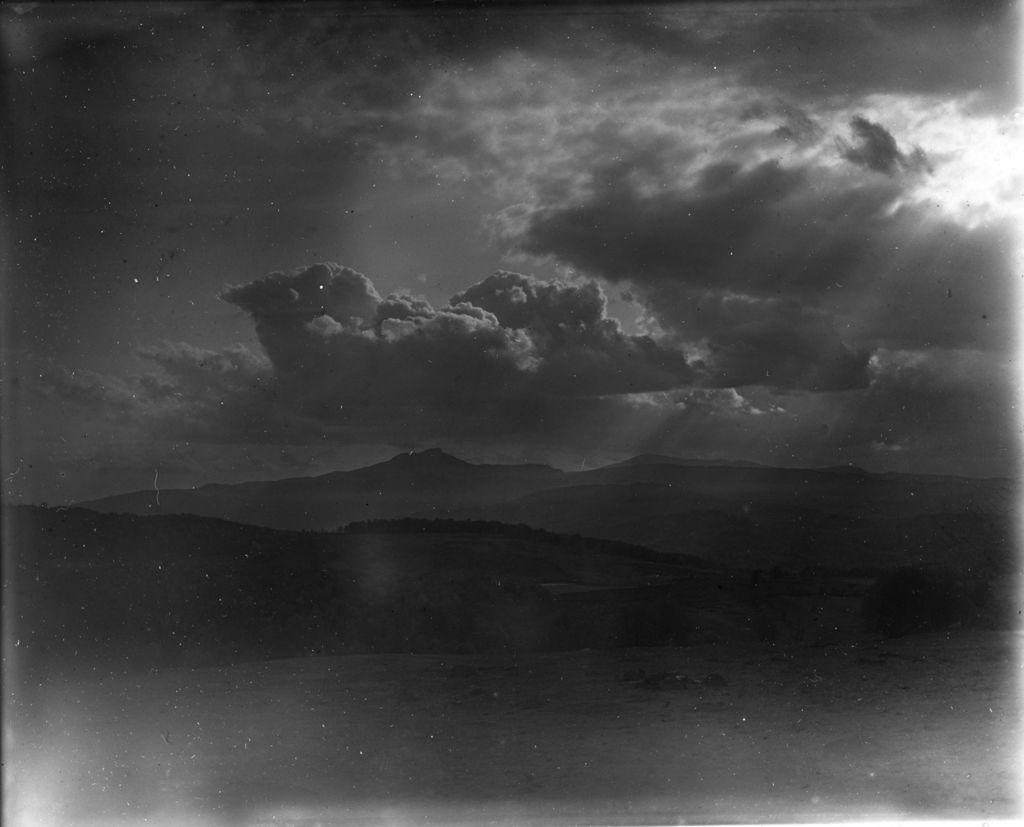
[681, 295, 871, 393]
[510, 156, 914, 301]
[511, 160, 809, 292]
[837, 116, 931, 176]
[511, 165, 816, 385]
[38, 263, 697, 447]
[220, 264, 383, 371]
[620, 283, 872, 392]
[506, 145, 1013, 372]
[740, 99, 823, 145]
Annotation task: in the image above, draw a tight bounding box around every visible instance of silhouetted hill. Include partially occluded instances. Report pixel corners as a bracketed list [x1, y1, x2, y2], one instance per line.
[8, 501, 1014, 683]
[82, 449, 566, 530]
[571, 462, 1014, 518]
[611, 454, 770, 469]
[447, 484, 1016, 571]
[5, 505, 719, 676]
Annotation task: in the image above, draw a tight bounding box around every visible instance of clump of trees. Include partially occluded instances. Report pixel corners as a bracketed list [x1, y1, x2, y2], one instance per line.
[861, 565, 1009, 638]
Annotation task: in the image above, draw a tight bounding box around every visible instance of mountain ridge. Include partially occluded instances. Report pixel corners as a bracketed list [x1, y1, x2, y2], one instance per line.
[77, 448, 1016, 562]
[610, 454, 772, 470]
[82, 447, 1014, 505]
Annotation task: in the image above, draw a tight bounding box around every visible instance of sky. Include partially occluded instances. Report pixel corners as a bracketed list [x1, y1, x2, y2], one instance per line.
[2, 0, 1022, 504]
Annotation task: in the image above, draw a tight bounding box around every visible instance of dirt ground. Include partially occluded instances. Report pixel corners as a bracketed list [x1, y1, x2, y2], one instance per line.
[6, 630, 1021, 827]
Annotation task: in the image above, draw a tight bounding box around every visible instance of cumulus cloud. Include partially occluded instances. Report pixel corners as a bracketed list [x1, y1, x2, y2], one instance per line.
[38, 263, 698, 448]
[222, 265, 696, 405]
[837, 116, 931, 176]
[671, 388, 781, 417]
[449, 271, 695, 395]
[220, 264, 381, 371]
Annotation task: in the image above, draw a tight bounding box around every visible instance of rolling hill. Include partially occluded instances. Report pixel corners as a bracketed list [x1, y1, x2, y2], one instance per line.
[5, 504, 718, 675]
[8, 498, 1015, 686]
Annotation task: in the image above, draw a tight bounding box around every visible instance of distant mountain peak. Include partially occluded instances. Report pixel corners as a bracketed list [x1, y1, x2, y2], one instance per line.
[820, 464, 869, 475]
[384, 448, 469, 466]
[623, 453, 685, 465]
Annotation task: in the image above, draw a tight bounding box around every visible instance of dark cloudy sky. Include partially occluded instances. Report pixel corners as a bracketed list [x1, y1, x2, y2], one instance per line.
[2, 1, 1021, 503]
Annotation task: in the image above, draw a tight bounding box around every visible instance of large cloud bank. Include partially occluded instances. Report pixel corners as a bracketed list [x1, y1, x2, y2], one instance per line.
[44, 263, 707, 447]
[20, 2, 1018, 497]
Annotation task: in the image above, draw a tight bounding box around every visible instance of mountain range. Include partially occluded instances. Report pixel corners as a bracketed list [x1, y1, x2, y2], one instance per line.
[80, 450, 1016, 570]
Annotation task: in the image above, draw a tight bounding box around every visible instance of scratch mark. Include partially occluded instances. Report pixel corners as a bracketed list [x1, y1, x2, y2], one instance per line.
[153, 467, 160, 506]
[5, 459, 23, 483]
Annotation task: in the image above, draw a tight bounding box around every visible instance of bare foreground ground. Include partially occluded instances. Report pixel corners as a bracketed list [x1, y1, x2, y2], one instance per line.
[6, 630, 1022, 827]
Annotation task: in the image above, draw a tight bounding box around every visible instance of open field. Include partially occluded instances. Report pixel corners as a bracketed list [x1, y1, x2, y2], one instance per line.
[7, 630, 1020, 827]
